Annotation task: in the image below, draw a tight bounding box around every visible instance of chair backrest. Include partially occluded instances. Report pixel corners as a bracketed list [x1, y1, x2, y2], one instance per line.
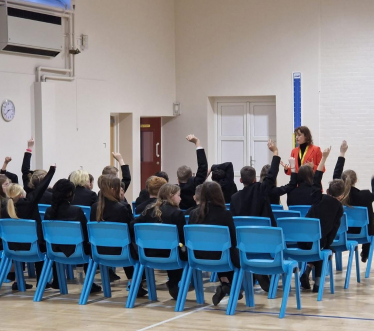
[271, 204, 284, 210]
[73, 205, 91, 221]
[225, 203, 230, 211]
[233, 216, 271, 227]
[272, 210, 301, 222]
[134, 223, 183, 269]
[88, 222, 135, 266]
[42, 220, 88, 262]
[288, 205, 311, 218]
[344, 206, 369, 228]
[38, 204, 51, 221]
[0, 219, 43, 261]
[236, 226, 286, 274]
[184, 225, 234, 271]
[277, 217, 321, 242]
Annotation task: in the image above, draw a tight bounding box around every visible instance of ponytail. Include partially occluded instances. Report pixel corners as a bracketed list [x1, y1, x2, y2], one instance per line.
[6, 184, 25, 219]
[96, 175, 120, 221]
[50, 179, 76, 219]
[341, 170, 357, 206]
[7, 198, 18, 219]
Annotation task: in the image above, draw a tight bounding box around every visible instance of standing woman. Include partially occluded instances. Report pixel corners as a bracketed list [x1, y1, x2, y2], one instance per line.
[284, 126, 324, 175]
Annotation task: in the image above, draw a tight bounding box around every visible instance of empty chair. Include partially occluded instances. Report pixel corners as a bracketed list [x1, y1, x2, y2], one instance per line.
[0, 219, 45, 291]
[80, 222, 140, 305]
[233, 216, 271, 227]
[38, 204, 51, 221]
[230, 226, 301, 318]
[272, 210, 301, 223]
[178, 225, 240, 314]
[276, 217, 334, 301]
[289, 205, 311, 218]
[73, 205, 91, 221]
[330, 213, 359, 289]
[131, 223, 190, 310]
[344, 206, 374, 278]
[271, 204, 284, 211]
[34, 221, 90, 302]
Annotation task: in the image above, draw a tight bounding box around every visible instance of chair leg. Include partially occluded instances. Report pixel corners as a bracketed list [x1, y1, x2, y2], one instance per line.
[365, 238, 374, 278]
[329, 258, 335, 294]
[344, 247, 355, 289]
[210, 272, 218, 283]
[193, 269, 204, 304]
[355, 247, 361, 283]
[79, 260, 95, 305]
[335, 251, 343, 271]
[56, 262, 68, 295]
[145, 267, 157, 301]
[227, 268, 244, 315]
[14, 261, 26, 292]
[294, 268, 301, 310]
[125, 263, 139, 308]
[268, 275, 275, 299]
[317, 257, 329, 301]
[279, 269, 293, 319]
[33, 258, 53, 302]
[271, 274, 280, 299]
[27, 262, 36, 278]
[0, 256, 12, 289]
[127, 264, 144, 308]
[99, 265, 111, 298]
[66, 265, 74, 280]
[176, 266, 192, 312]
[242, 271, 251, 307]
[246, 272, 255, 307]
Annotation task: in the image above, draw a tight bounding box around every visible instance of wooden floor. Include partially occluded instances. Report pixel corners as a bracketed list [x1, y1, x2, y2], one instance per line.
[1, 251, 373, 331]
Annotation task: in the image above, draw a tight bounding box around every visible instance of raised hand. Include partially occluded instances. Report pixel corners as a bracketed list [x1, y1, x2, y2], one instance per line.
[267, 139, 278, 155]
[322, 147, 331, 159]
[28, 138, 34, 150]
[186, 134, 201, 148]
[4, 157, 12, 164]
[340, 140, 348, 156]
[112, 152, 125, 166]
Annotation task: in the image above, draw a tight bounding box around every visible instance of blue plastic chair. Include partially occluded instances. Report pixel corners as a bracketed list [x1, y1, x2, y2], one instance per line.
[73, 205, 91, 221]
[276, 217, 334, 301]
[178, 225, 240, 314]
[33, 221, 90, 302]
[0, 219, 46, 292]
[273, 210, 301, 223]
[185, 215, 190, 224]
[330, 213, 359, 289]
[79, 222, 140, 305]
[38, 204, 51, 221]
[344, 206, 374, 278]
[289, 205, 311, 218]
[132, 201, 136, 216]
[233, 216, 271, 227]
[230, 226, 301, 318]
[271, 204, 284, 210]
[225, 203, 230, 211]
[131, 223, 190, 310]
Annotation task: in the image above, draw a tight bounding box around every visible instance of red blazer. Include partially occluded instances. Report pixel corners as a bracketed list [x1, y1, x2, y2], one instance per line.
[285, 144, 324, 175]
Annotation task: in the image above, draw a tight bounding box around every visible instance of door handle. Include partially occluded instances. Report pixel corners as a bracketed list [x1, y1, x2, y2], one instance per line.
[156, 142, 160, 158]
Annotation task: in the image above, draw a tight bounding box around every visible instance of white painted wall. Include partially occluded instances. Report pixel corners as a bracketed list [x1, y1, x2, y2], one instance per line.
[0, 0, 176, 197]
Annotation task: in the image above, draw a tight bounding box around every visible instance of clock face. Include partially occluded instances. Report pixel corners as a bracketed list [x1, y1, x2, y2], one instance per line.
[1, 100, 15, 122]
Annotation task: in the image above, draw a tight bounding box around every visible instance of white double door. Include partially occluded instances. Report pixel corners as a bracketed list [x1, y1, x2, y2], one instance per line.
[217, 102, 276, 187]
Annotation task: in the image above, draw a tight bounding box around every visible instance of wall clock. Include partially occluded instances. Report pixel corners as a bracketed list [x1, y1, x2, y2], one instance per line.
[1, 100, 15, 122]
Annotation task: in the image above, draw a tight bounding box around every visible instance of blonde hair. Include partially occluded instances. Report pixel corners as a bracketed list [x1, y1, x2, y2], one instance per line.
[147, 176, 167, 196]
[28, 170, 47, 190]
[6, 184, 25, 219]
[70, 170, 90, 187]
[143, 184, 180, 221]
[341, 170, 357, 206]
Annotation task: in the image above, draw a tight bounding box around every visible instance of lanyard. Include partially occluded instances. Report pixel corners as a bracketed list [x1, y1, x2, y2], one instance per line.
[298, 145, 309, 165]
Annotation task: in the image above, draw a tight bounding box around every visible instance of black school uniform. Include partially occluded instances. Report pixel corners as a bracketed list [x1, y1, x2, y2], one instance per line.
[0, 170, 18, 184]
[91, 198, 135, 279]
[72, 185, 98, 206]
[135, 189, 150, 207]
[0, 166, 55, 282]
[189, 204, 239, 282]
[131, 203, 186, 287]
[287, 182, 314, 206]
[230, 156, 279, 226]
[333, 156, 374, 256]
[179, 148, 208, 210]
[299, 169, 343, 277]
[44, 202, 89, 257]
[211, 162, 238, 203]
[135, 197, 157, 215]
[99, 165, 132, 203]
[268, 172, 298, 205]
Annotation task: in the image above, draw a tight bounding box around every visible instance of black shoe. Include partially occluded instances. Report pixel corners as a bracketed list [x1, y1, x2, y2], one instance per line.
[312, 284, 319, 293]
[7, 272, 15, 281]
[90, 283, 102, 293]
[361, 252, 368, 263]
[212, 285, 226, 306]
[222, 282, 243, 300]
[11, 282, 33, 290]
[254, 275, 270, 292]
[137, 286, 148, 298]
[108, 269, 121, 282]
[166, 282, 179, 300]
[300, 273, 311, 290]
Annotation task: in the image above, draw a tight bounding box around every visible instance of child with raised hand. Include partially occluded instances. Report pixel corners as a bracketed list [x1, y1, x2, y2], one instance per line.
[177, 134, 208, 210]
[299, 146, 345, 292]
[209, 162, 237, 203]
[1, 156, 18, 184]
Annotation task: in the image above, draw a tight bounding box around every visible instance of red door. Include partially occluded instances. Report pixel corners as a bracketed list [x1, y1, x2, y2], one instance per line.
[141, 117, 161, 189]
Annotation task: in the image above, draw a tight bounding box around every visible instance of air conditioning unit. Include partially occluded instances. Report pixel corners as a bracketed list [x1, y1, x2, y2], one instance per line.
[0, 5, 63, 57]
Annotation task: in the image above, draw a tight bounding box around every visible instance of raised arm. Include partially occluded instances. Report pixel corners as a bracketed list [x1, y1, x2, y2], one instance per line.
[186, 134, 208, 185]
[211, 162, 235, 183]
[269, 157, 297, 197]
[29, 165, 56, 205]
[112, 152, 131, 192]
[261, 139, 280, 191]
[22, 138, 34, 191]
[311, 147, 331, 205]
[333, 140, 348, 179]
[1, 157, 18, 184]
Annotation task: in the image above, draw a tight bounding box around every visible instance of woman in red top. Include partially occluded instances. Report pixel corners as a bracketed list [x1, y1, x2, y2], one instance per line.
[284, 126, 325, 175]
